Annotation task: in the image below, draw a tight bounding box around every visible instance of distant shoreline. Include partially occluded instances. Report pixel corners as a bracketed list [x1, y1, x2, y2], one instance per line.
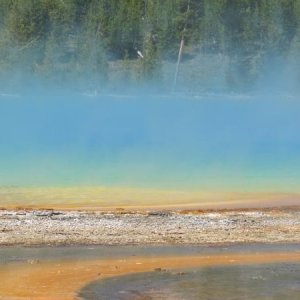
[1, 203, 299, 212]
[1, 206, 299, 247]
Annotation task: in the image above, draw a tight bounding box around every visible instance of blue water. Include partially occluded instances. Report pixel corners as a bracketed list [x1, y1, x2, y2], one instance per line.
[0, 94, 300, 192]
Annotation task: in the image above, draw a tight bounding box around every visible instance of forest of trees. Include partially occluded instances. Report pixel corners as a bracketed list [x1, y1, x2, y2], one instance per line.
[0, 0, 300, 93]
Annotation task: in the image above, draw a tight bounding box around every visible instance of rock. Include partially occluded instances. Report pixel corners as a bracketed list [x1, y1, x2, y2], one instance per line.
[147, 211, 172, 217]
[27, 259, 40, 265]
[176, 272, 186, 276]
[33, 210, 53, 217]
[154, 268, 167, 272]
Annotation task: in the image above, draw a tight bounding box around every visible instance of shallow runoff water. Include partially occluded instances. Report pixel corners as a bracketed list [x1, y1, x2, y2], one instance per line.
[80, 262, 300, 300]
[0, 244, 300, 299]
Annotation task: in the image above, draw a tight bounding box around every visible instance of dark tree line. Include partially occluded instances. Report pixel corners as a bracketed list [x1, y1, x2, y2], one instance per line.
[0, 0, 299, 92]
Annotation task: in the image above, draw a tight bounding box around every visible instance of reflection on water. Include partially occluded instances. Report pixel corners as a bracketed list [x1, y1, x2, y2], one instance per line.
[80, 263, 300, 300]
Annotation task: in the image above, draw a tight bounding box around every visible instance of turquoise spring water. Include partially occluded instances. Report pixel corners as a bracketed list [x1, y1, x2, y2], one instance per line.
[0, 94, 299, 193]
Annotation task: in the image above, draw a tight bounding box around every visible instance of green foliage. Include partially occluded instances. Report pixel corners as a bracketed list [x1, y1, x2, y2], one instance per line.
[0, 0, 299, 92]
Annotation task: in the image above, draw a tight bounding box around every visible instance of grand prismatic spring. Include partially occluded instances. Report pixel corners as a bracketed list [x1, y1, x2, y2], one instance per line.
[1, 1, 300, 299]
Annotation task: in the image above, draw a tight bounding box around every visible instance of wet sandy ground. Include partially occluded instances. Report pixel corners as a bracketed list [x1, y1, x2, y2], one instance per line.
[1, 249, 300, 300]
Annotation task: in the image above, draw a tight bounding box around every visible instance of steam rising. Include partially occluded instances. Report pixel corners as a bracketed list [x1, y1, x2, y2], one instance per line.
[0, 1, 299, 193]
[0, 0, 300, 94]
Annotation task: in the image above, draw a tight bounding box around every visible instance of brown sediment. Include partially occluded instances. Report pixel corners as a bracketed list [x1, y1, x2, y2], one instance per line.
[2, 203, 300, 214]
[177, 205, 300, 215]
[0, 252, 300, 300]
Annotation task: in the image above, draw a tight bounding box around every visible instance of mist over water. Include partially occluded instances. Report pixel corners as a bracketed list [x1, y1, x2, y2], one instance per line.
[0, 93, 299, 193]
[1, 0, 300, 95]
[0, 1, 300, 193]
